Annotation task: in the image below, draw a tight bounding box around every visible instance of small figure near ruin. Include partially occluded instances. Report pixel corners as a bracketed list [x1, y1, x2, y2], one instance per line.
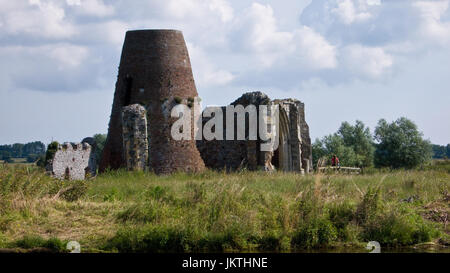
[46, 139, 97, 180]
[331, 155, 340, 168]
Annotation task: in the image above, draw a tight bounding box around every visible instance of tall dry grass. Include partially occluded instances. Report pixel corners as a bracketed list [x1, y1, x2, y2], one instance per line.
[0, 163, 448, 252]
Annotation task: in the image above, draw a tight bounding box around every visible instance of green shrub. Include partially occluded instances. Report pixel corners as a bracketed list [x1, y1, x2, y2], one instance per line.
[360, 210, 439, 246]
[328, 201, 356, 240]
[49, 180, 88, 202]
[197, 229, 248, 252]
[61, 181, 88, 202]
[45, 141, 59, 166]
[12, 235, 66, 252]
[356, 187, 383, 224]
[36, 155, 46, 168]
[292, 216, 338, 249]
[103, 188, 119, 202]
[105, 225, 193, 253]
[174, 97, 182, 104]
[0, 232, 7, 248]
[257, 231, 290, 252]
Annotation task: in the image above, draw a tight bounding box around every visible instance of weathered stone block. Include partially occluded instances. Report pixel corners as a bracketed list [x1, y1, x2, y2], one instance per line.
[122, 104, 148, 171]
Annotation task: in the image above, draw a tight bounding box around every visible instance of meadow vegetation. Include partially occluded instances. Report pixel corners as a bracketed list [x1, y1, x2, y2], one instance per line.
[0, 161, 448, 253]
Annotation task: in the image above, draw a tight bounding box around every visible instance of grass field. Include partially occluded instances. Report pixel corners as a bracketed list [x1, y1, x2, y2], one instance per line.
[0, 161, 449, 253]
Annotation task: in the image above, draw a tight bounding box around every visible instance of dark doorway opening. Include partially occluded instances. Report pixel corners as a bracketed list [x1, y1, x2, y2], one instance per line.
[64, 167, 70, 180]
[272, 148, 279, 169]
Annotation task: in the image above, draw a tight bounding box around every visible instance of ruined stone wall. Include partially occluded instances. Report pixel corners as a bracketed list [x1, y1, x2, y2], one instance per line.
[99, 29, 311, 175]
[274, 99, 303, 172]
[197, 92, 312, 173]
[122, 104, 148, 171]
[196, 106, 246, 171]
[100, 29, 205, 174]
[298, 102, 313, 173]
[196, 92, 272, 171]
[47, 141, 96, 180]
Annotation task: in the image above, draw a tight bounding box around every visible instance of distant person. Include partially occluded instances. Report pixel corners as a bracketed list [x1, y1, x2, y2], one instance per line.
[331, 155, 340, 167]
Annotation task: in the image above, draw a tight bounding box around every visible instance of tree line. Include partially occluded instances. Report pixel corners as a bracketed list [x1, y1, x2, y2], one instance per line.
[0, 134, 107, 165]
[0, 124, 445, 170]
[0, 141, 46, 163]
[312, 117, 442, 169]
[431, 144, 450, 159]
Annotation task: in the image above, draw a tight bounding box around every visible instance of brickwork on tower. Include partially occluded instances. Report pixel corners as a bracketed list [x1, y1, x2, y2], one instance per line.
[100, 29, 205, 174]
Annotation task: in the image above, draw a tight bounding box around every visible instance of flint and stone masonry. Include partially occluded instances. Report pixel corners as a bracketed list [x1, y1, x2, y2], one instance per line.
[100, 29, 205, 174]
[46, 140, 96, 180]
[197, 92, 313, 173]
[98, 29, 312, 176]
[122, 104, 149, 171]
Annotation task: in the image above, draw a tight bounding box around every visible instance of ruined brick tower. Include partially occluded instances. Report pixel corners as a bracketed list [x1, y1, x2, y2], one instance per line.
[100, 30, 205, 174]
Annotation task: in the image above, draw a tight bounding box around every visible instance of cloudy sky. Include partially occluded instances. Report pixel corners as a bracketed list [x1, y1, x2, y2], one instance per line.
[0, 0, 449, 145]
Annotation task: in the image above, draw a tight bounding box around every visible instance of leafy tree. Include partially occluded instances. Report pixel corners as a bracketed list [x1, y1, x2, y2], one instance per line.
[0, 141, 45, 160]
[23, 141, 46, 155]
[11, 143, 24, 158]
[337, 120, 375, 167]
[447, 144, 450, 159]
[93, 134, 107, 164]
[1, 151, 11, 162]
[312, 138, 327, 167]
[432, 144, 447, 159]
[312, 121, 374, 168]
[374, 117, 432, 169]
[36, 155, 46, 168]
[45, 141, 60, 166]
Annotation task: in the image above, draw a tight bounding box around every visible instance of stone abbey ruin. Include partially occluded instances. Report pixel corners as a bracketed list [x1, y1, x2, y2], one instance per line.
[48, 29, 312, 179]
[197, 92, 312, 174]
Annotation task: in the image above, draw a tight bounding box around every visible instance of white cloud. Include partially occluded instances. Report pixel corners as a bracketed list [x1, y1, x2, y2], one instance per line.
[341, 44, 393, 78]
[413, 0, 450, 45]
[49, 44, 88, 68]
[234, 3, 294, 67]
[67, 0, 114, 17]
[208, 0, 234, 22]
[1, 0, 76, 39]
[0, 0, 449, 95]
[150, 0, 234, 23]
[0, 42, 105, 95]
[294, 26, 337, 69]
[332, 0, 373, 25]
[187, 43, 234, 87]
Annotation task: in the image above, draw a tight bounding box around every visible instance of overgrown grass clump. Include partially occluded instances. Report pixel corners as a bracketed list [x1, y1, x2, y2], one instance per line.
[0, 163, 448, 252]
[10, 235, 67, 252]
